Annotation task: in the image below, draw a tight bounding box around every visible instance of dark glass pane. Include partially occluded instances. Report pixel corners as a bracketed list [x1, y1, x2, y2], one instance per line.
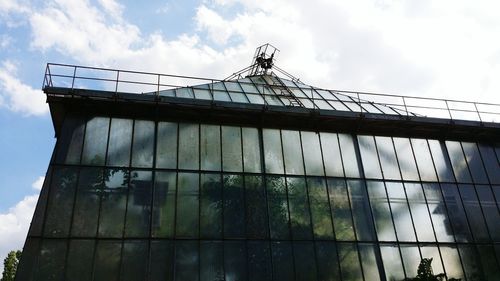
[200, 241, 223, 281]
[347, 180, 376, 241]
[56, 115, 84, 164]
[386, 182, 416, 242]
[152, 171, 176, 238]
[380, 244, 404, 281]
[476, 185, 500, 241]
[156, 122, 177, 169]
[358, 135, 382, 179]
[422, 183, 455, 242]
[72, 167, 102, 237]
[82, 116, 109, 165]
[65, 240, 95, 281]
[477, 245, 500, 281]
[404, 183, 435, 242]
[224, 174, 245, 238]
[375, 136, 401, 180]
[446, 141, 472, 183]
[224, 241, 247, 281]
[462, 142, 489, 184]
[287, 177, 312, 239]
[175, 241, 199, 281]
[302, 131, 324, 176]
[37, 240, 67, 281]
[439, 245, 465, 280]
[120, 240, 148, 281]
[359, 244, 383, 281]
[478, 143, 500, 184]
[93, 240, 122, 281]
[459, 245, 485, 281]
[245, 176, 268, 239]
[125, 170, 152, 237]
[338, 243, 363, 281]
[44, 167, 77, 237]
[400, 244, 421, 279]
[459, 184, 490, 242]
[411, 138, 438, 182]
[242, 127, 262, 173]
[281, 130, 304, 175]
[307, 177, 334, 239]
[263, 129, 284, 174]
[442, 183, 473, 242]
[247, 241, 272, 281]
[222, 126, 243, 172]
[150, 240, 174, 281]
[320, 132, 344, 177]
[394, 137, 420, 181]
[339, 134, 362, 178]
[316, 242, 341, 281]
[15, 239, 40, 281]
[267, 176, 290, 239]
[28, 168, 51, 236]
[366, 181, 396, 241]
[200, 173, 222, 239]
[98, 168, 128, 237]
[132, 120, 154, 167]
[176, 173, 199, 238]
[293, 242, 317, 281]
[419, 245, 445, 276]
[271, 241, 294, 281]
[178, 123, 199, 170]
[200, 124, 221, 171]
[428, 140, 455, 182]
[107, 118, 132, 166]
[327, 179, 355, 241]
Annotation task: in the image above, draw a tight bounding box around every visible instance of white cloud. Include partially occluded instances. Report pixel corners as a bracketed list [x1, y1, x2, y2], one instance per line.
[0, 194, 38, 274]
[31, 176, 45, 191]
[0, 61, 48, 116]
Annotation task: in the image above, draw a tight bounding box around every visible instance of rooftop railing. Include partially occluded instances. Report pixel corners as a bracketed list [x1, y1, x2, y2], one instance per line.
[43, 63, 500, 123]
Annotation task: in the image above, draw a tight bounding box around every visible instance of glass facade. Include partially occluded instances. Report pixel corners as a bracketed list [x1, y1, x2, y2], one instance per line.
[17, 113, 500, 281]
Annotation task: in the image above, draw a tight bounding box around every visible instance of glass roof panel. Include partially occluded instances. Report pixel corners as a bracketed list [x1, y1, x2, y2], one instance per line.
[246, 94, 265, 104]
[224, 82, 243, 92]
[315, 89, 336, 100]
[176, 87, 194, 98]
[158, 89, 175, 97]
[213, 90, 231, 102]
[314, 99, 334, 110]
[327, 100, 350, 111]
[228, 91, 249, 103]
[360, 102, 383, 114]
[264, 94, 284, 106]
[211, 82, 226, 91]
[193, 89, 211, 100]
[239, 82, 259, 94]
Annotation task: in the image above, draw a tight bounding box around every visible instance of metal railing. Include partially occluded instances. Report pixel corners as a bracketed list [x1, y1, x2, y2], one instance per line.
[43, 63, 500, 124]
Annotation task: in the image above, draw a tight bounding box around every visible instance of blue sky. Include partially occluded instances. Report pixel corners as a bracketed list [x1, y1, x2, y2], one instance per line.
[1, 0, 500, 268]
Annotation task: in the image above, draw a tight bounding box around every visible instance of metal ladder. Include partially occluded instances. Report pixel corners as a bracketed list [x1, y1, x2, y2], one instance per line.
[268, 76, 304, 107]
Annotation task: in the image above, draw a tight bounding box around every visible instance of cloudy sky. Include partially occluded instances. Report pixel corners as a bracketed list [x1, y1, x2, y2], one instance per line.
[1, 0, 500, 269]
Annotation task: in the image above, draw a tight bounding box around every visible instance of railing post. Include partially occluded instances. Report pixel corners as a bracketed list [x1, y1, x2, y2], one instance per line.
[402, 96, 409, 117]
[157, 74, 160, 97]
[115, 70, 120, 94]
[357, 92, 362, 114]
[71, 66, 77, 90]
[445, 100, 453, 120]
[473, 103, 482, 122]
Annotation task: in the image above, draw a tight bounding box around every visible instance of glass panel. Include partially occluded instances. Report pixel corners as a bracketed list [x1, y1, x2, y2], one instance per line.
[152, 171, 176, 238]
[125, 170, 152, 237]
[66, 240, 95, 281]
[271, 241, 294, 281]
[267, 176, 290, 239]
[359, 243, 382, 281]
[213, 90, 231, 101]
[239, 79, 259, 93]
[242, 127, 262, 173]
[175, 87, 194, 98]
[150, 241, 174, 281]
[15, 238, 40, 281]
[56, 116, 85, 164]
[247, 241, 272, 281]
[339, 134, 362, 178]
[404, 183, 435, 242]
[320, 132, 344, 177]
[428, 139, 455, 182]
[28, 168, 51, 236]
[459, 184, 490, 242]
[478, 143, 500, 184]
[222, 126, 243, 172]
[98, 168, 128, 237]
[348, 180, 376, 241]
[44, 167, 77, 237]
[462, 142, 489, 184]
[301, 131, 325, 176]
[328, 179, 355, 241]
[411, 138, 438, 182]
[446, 141, 472, 183]
[178, 123, 199, 170]
[476, 185, 500, 241]
[245, 175, 268, 238]
[316, 242, 341, 281]
[263, 129, 284, 174]
[224, 174, 245, 238]
[176, 173, 199, 238]
[200, 173, 222, 239]
[422, 183, 455, 242]
[314, 99, 334, 110]
[200, 241, 223, 281]
[224, 241, 247, 281]
[246, 93, 265, 104]
[175, 241, 199, 281]
[82, 116, 109, 165]
[366, 181, 396, 241]
[338, 243, 363, 281]
[419, 245, 445, 276]
[400, 244, 421, 278]
[477, 245, 500, 281]
[308, 177, 334, 239]
[375, 136, 401, 180]
[37, 240, 67, 281]
[228, 91, 249, 103]
[224, 81, 243, 92]
[72, 167, 102, 237]
[281, 130, 304, 175]
[294, 242, 317, 281]
[386, 182, 416, 242]
[120, 241, 148, 281]
[93, 240, 122, 281]
[131, 120, 154, 167]
[287, 177, 312, 239]
[380, 244, 405, 281]
[200, 124, 221, 171]
[358, 135, 383, 179]
[193, 88, 211, 100]
[439, 245, 465, 280]
[393, 137, 420, 181]
[210, 81, 226, 91]
[442, 183, 473, 242]
[156, 122, 178, 169]
[459, 245, 485, 281]
[107, 118, 132, 166]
